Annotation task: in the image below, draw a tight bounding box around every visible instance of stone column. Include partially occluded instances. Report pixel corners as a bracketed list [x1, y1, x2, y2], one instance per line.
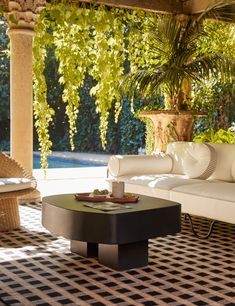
[4, 0, 46, 173]
[3, 0, 46, 203]
[7, 28, 34, 172]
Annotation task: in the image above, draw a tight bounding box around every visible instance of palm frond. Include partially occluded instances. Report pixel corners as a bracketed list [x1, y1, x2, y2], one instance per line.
[146, 16, 182, 63]
[122, 68, 167, 99]
[197, 0, 235, 23]
[124, 3, 234, 110]
[185, 53, 234, 81]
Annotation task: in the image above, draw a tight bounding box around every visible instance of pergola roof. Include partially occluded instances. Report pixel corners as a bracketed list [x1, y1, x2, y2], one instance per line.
[81, 0, 235, 21]
[1, 0, 235, 15]
[0, 1, 234, 24]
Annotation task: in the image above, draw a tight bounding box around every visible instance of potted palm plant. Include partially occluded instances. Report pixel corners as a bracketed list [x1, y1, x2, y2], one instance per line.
[124, 3, 234, 151]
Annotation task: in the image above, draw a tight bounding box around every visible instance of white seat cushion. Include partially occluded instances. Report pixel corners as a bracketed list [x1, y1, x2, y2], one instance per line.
[118, 174, 206, 190]
[172, 181, 235, 202]
[0, 178, 33, 193]
[171, 182, 235, 224]
[119, 174, 182, 200]
[116, 174, 208, 200]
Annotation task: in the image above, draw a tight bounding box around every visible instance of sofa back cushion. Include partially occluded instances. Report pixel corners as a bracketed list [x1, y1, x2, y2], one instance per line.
[208, 143, 235, 182]
[166, 142, 217, 179]
[167, 142, 235, 182]
[232, 160, 235, 180]
[108, 154, 173, 177]
[166, 142, 190, 174]
[182, 143, 217, 179]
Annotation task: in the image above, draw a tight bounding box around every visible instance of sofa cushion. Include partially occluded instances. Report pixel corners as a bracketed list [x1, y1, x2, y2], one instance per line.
[119, 174, 205, 189]
[0, 178, 33, 193]
[232, 160, 235, 180]
[117, 174, 208, 200]
[208, 143, 235, 182]
[108, 154, 172, 177]
[172, 181, 235, 203]
[170, 182, 235, 224]
[182, 143, 217, 179]
[166, 142, 187, 174]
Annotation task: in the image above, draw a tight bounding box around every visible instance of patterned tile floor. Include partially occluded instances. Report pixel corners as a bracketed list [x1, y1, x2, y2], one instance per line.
[0, 203, 234, 306]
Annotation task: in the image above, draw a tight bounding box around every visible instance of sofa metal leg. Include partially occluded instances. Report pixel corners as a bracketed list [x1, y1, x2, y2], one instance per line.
[184, 214, 216, 239]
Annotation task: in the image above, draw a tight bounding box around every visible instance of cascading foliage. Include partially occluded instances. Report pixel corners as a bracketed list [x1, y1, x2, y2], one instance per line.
[33, 18, 55, 171]
[33, 1, 234, 168]
[33, 1, 154, 169]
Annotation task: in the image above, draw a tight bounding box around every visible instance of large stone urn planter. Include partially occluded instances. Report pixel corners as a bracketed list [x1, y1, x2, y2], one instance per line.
[139, 110, 206, 152]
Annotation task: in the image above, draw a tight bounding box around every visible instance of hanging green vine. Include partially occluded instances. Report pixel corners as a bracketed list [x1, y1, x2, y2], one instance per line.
[33, 2, 158, 168]
[143, 118, 155, 154]
[33, 16, 54, 171]
[127, 10, 156, 73]
[53, 4, 93, 149]
[89, 6, 125, 147]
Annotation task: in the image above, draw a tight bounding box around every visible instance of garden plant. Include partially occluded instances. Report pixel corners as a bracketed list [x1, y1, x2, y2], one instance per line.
[0, 1, 234, 167]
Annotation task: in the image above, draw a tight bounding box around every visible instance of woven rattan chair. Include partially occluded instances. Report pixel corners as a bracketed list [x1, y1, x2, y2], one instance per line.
[0, 152, 36, 232]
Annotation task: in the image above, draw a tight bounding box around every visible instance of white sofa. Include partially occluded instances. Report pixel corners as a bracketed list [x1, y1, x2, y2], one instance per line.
[108, 142, 235, 225]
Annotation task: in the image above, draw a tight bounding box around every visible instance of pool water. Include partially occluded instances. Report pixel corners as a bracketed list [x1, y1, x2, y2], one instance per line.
[33, 154, 106, 169]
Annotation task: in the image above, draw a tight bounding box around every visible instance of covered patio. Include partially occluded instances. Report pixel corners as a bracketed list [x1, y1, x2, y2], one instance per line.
[0, 0, 234, 305]
[0, 0, 234, 173]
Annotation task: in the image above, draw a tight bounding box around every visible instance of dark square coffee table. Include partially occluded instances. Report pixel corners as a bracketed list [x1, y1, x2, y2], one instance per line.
[42, 194, 181, 270]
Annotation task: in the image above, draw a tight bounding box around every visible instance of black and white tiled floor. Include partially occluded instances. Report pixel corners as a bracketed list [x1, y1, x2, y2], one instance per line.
[0, 203, 234, 306]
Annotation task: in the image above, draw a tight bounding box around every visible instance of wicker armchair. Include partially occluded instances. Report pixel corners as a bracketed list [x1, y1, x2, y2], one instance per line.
[0, 152, 37, 232]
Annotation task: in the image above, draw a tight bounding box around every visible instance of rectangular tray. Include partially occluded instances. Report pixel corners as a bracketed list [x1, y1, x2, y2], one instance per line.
[74, 192, 139, 203]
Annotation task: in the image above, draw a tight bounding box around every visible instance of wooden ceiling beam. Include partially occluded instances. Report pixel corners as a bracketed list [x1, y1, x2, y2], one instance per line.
[2, 0, 233, 18]
[183, 0, 234, 14]
[80, 0, 183, 14]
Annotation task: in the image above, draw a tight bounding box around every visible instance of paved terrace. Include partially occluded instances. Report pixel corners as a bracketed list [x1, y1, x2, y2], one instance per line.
[33, 152, 111, 197]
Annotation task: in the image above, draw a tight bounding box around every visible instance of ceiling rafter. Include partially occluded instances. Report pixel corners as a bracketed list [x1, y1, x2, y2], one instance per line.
[182, 0, 234, 14]
[80, 0, 183, 14]
[1, 0, 234, 21]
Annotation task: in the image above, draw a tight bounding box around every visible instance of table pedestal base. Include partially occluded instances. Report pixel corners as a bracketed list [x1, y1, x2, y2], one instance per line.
[70, 240, 148, 271]
[71, 240, 98, 257]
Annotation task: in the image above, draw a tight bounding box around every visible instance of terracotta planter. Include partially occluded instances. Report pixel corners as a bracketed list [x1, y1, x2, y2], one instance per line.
[139, 110, 206, 151]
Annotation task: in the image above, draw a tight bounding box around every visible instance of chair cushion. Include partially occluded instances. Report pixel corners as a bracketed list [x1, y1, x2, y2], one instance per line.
[0, 178, 33, 193]
[182, 143, 217, 179]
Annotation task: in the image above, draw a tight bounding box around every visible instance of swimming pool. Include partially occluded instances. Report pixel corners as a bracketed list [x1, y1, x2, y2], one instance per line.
[33, 154, 107, 169]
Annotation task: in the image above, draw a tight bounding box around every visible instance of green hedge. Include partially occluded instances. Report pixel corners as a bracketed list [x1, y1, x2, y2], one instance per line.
[0, 23, 145, 154]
